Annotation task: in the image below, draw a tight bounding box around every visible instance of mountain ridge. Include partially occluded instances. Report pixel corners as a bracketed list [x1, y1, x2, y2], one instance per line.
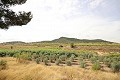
[40, 37, 114, 43]
[0, 37, 115, 44]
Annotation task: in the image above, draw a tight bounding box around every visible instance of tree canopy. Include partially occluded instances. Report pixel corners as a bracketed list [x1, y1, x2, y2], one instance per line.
[0, 0, 32, 29]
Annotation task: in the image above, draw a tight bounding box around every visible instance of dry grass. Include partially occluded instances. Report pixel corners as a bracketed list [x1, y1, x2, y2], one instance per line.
[0, 57, 120, 80]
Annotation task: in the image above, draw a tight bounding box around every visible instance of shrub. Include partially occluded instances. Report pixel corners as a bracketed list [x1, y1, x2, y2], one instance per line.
[59, 55, 67, 61]
[32, 53, 39, 59]
[43, 58, 48, 65]
[70, 43, 75, 48]
[92, 61, 101, 70]
[66, 60, 72, 66]
[111, 62, 120, 73]
[59, 45, 63, 48]
[69, 56, 74, 62]
[90, 57, 98, 63]
[35, 58, 40, 64]
[80, 61, 86, 68]
[98, 56, 104, 62]
[55, 59, 61, 65]
[0, 60, 7, 70]
[49, 54, 56, 63]
[10, 46, 13, 49]
[103, 58, 111, 68]
[39, 54, 45, 62]
[15, 53, 31, 63]
[78, 57, 84, 61]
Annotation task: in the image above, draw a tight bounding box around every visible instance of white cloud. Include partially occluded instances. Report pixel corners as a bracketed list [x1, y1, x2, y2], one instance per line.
[0, 0, 120, 43]
[89, 0, 104, 9]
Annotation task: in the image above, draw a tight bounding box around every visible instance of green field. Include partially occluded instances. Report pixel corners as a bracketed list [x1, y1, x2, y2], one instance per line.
[0, 38, 120, 80]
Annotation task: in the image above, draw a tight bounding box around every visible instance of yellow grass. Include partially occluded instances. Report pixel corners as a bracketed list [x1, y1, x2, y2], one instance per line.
[0, 57, 120, 80]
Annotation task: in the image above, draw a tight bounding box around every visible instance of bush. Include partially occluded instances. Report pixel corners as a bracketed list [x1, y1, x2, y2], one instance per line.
[35, 58, 40, 64]
[59, 55, 67, 61]
[49, 54, 56, 63]
[80, 61, 86, 68]
[92, 61, 101, 70]
[111, 62, 120, 73]
[59, 45, 63, 48]
[15, 53, 31, 63]
[70, 43, 75, 48]
[40, 54, 45, 62]
[43, 58, 48, 65]
[90, 57, 98, 63]
[55, 59, 61, 65]
[69, 56, 74, 62]
[0, 60, 7, 70]
[66, 60, 72, 66]
[103, 58, 112, 68]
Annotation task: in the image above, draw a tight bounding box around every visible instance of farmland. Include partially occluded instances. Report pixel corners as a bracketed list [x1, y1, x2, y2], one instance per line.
[0, 37, 120, 80]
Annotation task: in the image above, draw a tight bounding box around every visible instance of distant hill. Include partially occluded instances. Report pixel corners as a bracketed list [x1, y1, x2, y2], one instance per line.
[0, 37, 114, 44]
[1, 41, 26, 45]
[41, 37, 114, 43]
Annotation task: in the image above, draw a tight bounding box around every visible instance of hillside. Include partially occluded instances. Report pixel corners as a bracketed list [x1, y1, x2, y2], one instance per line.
[1, 41, 26, 45]
[0, 37, 114, 44]
[41, 37, 113, 43]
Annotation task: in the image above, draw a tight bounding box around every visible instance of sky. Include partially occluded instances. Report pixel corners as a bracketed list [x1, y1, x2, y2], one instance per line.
[0, 0, 120, 43]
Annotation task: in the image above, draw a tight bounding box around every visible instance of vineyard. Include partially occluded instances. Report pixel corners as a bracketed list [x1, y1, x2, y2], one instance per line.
[0, 42, 120, 80]
[0, 49, 120, 73]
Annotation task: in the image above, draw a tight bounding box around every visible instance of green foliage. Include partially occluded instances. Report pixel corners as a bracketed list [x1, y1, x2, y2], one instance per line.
[0, 51, 17, 57]
[90, 57, 98, 63]
[0, 0, 32, 29]
[43, 58, 48, 65]
[35, 58, 40, 64]
[98, 56, 104, 62]
[55, 59, 61, 65]
[79, 53, 94, 59]
[92, 61, 101, 70]
[69, 56, 74, 62]
[40, 54, 45, 62]
[70, 43, 75, 48]
[69, 54, 75, 62]
[111, 62, 120, 73]
[48, 37, 112, 43]
[14, 52, 31, 63]
[79, 60, 86, 68]
[59, 55, 67, 61]
[0, 60, 7, 70]
[66, 60, 72, 66]
[0, 49, 120, 73]
[49, 54, 56, 63]
[103, 57, 111, 67]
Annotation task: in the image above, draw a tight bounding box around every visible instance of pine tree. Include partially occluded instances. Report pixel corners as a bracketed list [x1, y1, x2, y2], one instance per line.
[0, 0, 32, 29]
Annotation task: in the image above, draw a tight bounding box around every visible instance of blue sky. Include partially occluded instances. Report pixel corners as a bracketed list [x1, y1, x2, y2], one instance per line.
[0, 0, 120, 43]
